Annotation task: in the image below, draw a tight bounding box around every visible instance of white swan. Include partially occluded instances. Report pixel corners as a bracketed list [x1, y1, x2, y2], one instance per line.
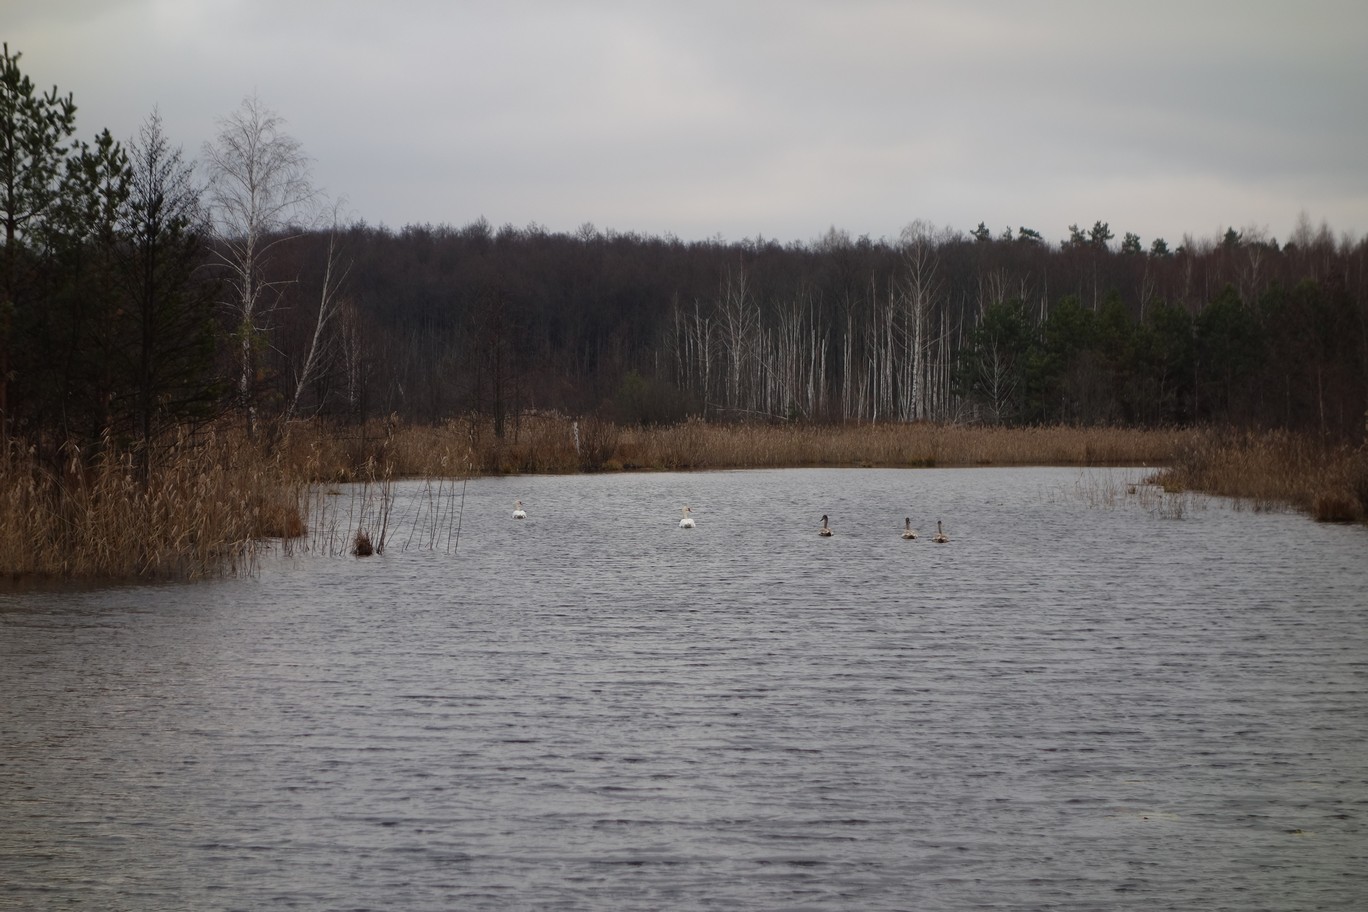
[932, 520, 949, 543]
[513, 500, 527, 519]
[902, 517, 918, 540]
[679, 506, 695, 528]
[819, 514, 832, 536]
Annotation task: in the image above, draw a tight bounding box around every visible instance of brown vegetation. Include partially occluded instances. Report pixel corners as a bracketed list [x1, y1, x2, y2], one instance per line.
[274, 416, 1368, 527]
[275, 415, 1191, 478]
[614, 420, 1190, 471]
[352, 530, 374, 557]
[1150, 428, 1368, 522]
[0, 426, 305, 582]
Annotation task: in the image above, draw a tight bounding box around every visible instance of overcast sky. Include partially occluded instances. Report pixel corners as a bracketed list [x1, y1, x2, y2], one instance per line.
[8, 1, 1367, 246]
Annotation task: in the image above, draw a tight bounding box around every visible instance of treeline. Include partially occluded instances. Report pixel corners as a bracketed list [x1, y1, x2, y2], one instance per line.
[4, 42, 1367, 460]
[3, 44, 220, 463]
[308, 217, 1368, 442]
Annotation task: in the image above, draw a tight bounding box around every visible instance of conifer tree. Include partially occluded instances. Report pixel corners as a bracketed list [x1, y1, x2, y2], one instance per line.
[0, 43, 77, 421]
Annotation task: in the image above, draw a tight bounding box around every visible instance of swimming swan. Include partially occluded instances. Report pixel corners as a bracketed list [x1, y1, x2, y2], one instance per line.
[902, 517, 918, 540]
[932, 520, 949, 543]
[513, 500, 527, 519]
[679, 506, 696, 528]
[819, 514, 833, 536]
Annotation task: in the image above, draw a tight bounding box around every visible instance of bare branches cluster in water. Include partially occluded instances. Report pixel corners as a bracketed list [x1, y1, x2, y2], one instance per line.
[289, 476, 397, 559]
[1067, 469, 1204, 520]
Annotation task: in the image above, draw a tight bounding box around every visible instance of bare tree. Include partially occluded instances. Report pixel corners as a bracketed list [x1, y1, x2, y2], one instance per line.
[668, 297, 715, 417]
[716, 267, 759, 415]
[202, 94, 315, 429]
[765, 290, 826, 419]
[898, 221, 945, 421]
[284, 205, 351, 422]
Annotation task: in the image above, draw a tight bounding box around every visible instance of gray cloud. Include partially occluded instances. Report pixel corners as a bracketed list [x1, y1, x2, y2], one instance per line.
[7, 0, 1366, 245]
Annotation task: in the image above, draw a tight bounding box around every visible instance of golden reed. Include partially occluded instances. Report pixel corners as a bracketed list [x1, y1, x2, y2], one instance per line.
[1151, 427, 1368, 522]
[285, 416, 1189, 477]
[0, 425, 305, 582]
[615, 420, 1189, 471]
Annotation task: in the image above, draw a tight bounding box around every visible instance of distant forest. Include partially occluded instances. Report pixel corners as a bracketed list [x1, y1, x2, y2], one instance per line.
[296, 217, 1368, 441]
[5, 44, 1367, 454]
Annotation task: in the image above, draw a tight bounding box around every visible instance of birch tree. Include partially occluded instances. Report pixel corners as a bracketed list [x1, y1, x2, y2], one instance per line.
[715, 267, 759, 415]
[898, 221, 944, 421]
[284, 205, 350, 421]
[202, 94, 314, 429]
[767, 291, 825, 419]
[667, 298, 714, 416]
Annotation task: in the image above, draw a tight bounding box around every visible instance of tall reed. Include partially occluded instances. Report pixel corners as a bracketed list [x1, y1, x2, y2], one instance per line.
[617, 420, 1191, 471]
[0, 426, 305, 582]
[1150, 428, 1368, 522]
[278, 416, 1193, 478]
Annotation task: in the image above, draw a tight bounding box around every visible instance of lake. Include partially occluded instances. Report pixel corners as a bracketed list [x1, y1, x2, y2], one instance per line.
[2, 467, 1366, 910]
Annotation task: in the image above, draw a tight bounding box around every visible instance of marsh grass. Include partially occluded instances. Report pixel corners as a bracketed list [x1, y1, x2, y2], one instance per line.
[276, 416, 1193, 480]
[290, 477, 395, 558]
[279, 416, 1192, 478]
[352, 530, 374, 557]
[1150, 428, 1368, 523]
[0, 426, 304, 582]
[616, 420, 1191, 471]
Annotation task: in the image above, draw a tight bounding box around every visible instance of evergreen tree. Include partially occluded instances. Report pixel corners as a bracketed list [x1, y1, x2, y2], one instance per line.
[118, 111, 222, 468]
[0, 43, 78, 421]
[17, 128, 131, 441]
[957, 300, 1033, 424]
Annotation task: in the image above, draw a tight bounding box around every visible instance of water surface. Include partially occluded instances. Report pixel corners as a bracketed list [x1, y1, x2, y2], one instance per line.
[2, 467, 1365, 910]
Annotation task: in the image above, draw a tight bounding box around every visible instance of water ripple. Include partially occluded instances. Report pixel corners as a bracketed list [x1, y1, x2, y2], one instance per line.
[2, 467, 1366, 910]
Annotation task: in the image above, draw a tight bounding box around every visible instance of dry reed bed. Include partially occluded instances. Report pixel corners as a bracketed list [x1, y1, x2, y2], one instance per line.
[274, 414, 604, 478]
[284, 417, 1191, 477]
[1152, 429, 1368, 522]
[402, 418, 1362, 525]
[0, 428, 304, 581]
[616, 421, 1192, 471]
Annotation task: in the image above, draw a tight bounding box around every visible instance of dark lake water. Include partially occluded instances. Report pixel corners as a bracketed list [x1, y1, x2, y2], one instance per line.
[2, 467, 1366, 910]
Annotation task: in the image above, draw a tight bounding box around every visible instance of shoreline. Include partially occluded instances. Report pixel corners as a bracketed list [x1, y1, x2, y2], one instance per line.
[3, 420, 1363, 583]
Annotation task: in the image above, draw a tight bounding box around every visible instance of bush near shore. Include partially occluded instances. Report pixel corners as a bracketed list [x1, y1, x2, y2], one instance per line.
[3, 416, 1363, 582]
